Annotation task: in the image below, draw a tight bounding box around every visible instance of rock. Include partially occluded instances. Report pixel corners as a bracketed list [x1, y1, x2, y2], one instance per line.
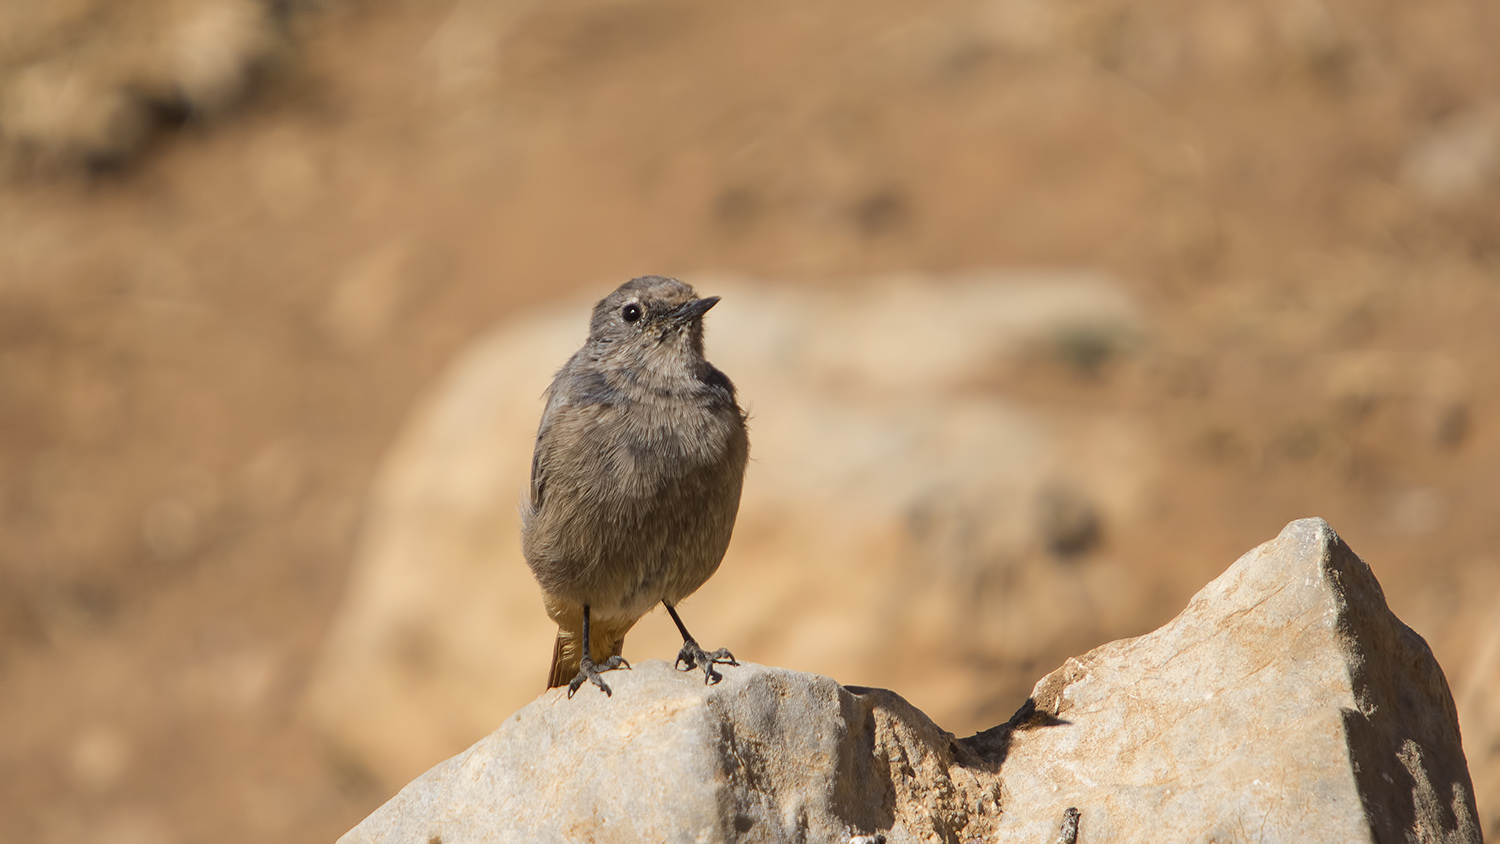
[339, 661, 996, 844]
[338, 518, 1480, 844]
[984, 517, 1480, 843]
[1401, 103, 1500, 205]
[306, 273, 1154, 783]
[0, 0, 284, 171]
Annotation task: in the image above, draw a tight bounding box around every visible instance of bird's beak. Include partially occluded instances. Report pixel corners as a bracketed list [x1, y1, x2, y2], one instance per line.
[671, 296, 720, 323]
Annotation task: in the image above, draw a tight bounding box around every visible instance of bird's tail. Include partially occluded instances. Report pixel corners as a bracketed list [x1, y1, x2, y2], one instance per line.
[546, 619, 632, 689]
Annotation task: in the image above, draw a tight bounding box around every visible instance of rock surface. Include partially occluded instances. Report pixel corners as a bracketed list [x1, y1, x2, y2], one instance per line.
[308, 273, 1154, 782]
[339, 518, 1481, 844]
[985, 517, 1480, 844]
[0, 0, 290, 171]
[340, 661, 993, 844]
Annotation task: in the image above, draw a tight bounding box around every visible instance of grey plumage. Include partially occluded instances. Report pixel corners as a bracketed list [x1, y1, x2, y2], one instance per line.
[522, 276, 749, 696]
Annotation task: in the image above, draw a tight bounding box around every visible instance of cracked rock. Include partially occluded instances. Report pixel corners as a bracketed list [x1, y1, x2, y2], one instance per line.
[339, 519, 1479, 843]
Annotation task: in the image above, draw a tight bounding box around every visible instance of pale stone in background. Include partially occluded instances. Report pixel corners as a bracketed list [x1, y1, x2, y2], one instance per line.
[0, 0, 282, 170]
[1402, 102, 1500, 206]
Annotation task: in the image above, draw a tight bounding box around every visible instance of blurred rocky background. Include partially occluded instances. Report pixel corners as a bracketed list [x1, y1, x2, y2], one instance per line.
[1, 0, 1497, 842]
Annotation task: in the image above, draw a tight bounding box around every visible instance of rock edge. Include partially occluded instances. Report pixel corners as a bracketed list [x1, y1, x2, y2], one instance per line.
[338, 518, 1480, 844]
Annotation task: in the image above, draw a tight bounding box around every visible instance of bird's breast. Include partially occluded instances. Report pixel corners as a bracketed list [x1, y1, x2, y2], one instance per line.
[611, 398, 742, 481]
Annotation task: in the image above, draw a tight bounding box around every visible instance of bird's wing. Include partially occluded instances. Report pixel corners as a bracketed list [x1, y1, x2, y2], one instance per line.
[529, 360, 621, 514]
[528, 387, 565, 514]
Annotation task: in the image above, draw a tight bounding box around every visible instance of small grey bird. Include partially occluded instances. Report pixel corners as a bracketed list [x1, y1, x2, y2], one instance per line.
[522, 276, 750, 697]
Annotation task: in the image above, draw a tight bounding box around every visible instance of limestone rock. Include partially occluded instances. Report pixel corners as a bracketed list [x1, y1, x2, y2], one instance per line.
[307, 273, 1153, 783]
[985, 517, 1480, 843]
[338, 519, 1480, 844]
[0, 0, 284, 171]
[339, 661, 995, 844]
[1401, 102, 1500, 205]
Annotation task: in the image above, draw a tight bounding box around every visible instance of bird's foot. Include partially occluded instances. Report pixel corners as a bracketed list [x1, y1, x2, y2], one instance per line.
[566, 655, 630, 698]
[675, 639, 738, 685]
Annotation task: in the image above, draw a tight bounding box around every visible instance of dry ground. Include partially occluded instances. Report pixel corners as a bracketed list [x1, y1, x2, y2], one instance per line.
[1, 0, 1498, 841]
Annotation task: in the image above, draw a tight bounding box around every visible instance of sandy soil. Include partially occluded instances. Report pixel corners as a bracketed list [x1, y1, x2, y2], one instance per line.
[2, 0, 1498, 841]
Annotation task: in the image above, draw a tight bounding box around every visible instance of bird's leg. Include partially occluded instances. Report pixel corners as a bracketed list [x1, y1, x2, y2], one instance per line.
[567, 604, 629, 698]
[665, 603, 738, 685]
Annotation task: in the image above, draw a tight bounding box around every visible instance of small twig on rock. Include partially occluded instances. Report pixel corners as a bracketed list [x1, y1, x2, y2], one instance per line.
[1056, 807, 1080, 844]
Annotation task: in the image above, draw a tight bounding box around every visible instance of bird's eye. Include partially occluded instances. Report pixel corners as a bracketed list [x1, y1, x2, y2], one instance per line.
[621, 303, 642, 323]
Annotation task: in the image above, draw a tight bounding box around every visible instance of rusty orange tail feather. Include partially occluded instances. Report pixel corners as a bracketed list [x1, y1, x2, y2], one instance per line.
[546, 626, 630, 689]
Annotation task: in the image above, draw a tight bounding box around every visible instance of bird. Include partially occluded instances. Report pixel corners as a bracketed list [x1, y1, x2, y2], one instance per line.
[521, 275, 750, 697]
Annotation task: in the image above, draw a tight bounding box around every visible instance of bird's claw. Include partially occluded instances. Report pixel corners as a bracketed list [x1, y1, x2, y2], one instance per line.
[675, 640, 738, 685]
[566, 655, 630, 698]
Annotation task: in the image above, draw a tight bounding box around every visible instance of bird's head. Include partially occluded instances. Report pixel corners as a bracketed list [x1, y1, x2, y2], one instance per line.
[586, 276, 720, 366]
